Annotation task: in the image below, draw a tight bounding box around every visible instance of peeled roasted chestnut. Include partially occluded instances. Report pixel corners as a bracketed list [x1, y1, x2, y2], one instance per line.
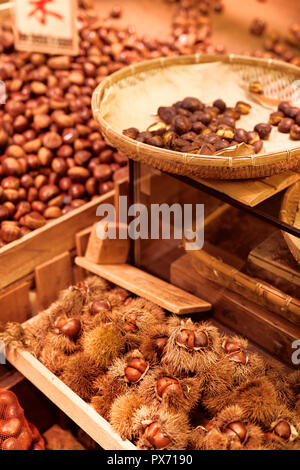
[156, 377, 182, 400]
[144, 421, 171, 449]
[278, 118, 295, 133]
[224, 421, 247, 443]
[254, 123, 272, 140]
[125, 357, 149, 383]
[235, 101, 251, 115]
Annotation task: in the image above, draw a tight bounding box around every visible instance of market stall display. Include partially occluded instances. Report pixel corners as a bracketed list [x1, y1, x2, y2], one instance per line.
[2, 277, 299, 450]
[0, 0, 299, 453]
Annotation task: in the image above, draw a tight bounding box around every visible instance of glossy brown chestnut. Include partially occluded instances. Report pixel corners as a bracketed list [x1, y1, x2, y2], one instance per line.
[54, 316, 81, 340]
[224, 421, 247, 443]
[273, 421, 291, 441]
[156, 377, 182, 399]
[90, 299, 111, 315]
[144, 421, 171, 450]
[125, 358, 148, 383]
[176, 329, 208, 350]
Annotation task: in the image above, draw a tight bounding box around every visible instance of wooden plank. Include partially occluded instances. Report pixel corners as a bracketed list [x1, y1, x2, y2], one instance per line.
[0, 191, 114, 292]
[6, 346, 135, 450]
[75, 257, 212, 314]
[0, 281, 31, 323]
[35, 252, 73, 312]
[195, 171, 300, 207]
[170, 255, 300, 367]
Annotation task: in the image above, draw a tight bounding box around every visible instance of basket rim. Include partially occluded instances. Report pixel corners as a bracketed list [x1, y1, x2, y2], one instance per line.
[92, 53, 300, 170]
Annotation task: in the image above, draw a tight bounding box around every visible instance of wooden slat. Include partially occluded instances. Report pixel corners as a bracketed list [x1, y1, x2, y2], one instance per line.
[75, 257, 211, 314]
[171, 254, 300, 367]
[195, 171, 300, 207]
[0, 281, 31, 323]
[6, 346, 135, 450]
[0, 191, 114, 292]
[75, 227, 92, 257]
[114, 177, 129, 223]
[35, 252, 73, 311]
[74, 226, 93, 283]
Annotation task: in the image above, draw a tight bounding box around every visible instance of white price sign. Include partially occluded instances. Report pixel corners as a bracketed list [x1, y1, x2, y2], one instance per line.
[12, 0, 79, 55]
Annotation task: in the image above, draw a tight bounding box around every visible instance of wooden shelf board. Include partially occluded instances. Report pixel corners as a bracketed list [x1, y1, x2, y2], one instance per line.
[75, 257, 211, 314]
[6, 345, 135, 450]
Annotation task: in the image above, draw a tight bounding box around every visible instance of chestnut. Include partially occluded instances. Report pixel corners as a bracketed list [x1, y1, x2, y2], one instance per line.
[156, 377, 182, 400]
[153, 336, 168, 356]
[90, 300, 111, 315]
[144, 422, 171, 450]
[176, 329, 209, 350]
[224, 421, 247, 443]
[254, 123, 272, 140]
[123, 312, 138, 332]
[125, 358, 149, 383]
[278, 118, 295, 133]
[54, 316, 81, 340]
[290, 124, 300, 140]
[273, 421, 291, 441]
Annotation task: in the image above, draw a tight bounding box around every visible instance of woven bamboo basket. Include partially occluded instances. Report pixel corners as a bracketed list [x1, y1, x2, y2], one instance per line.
[92, 54, 300, 180]
[280, 181, 300, 264]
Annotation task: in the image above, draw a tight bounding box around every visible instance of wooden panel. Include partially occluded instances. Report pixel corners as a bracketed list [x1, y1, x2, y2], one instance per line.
[0, 281, 31, 323]
[35, 252, 73, 312]
[195, 171, 300, 207]
[189, 249, 300, 326]
[75, 226, 93, 283]
[171, 255, 300, 367]
[6, 346, 135, 450]
[75, 227, 92, 257]
[75, 257, 211, 314]
[248, 231, 300, 289]
[0, 191, 114, 292]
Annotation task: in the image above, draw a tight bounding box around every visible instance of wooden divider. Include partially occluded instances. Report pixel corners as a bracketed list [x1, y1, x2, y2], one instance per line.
[35, 252, 73, 312]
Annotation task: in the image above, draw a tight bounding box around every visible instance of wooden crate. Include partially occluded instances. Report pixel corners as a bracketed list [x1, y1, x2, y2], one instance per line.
[6, 325, 135, 450]
[2, 202, 213, 449]
[0, 190, 115, 323]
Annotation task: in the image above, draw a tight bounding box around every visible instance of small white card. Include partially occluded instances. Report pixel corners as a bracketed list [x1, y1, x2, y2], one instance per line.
[12, 0, 79, 55]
